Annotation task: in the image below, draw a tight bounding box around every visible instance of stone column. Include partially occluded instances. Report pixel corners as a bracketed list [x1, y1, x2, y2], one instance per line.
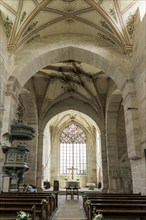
[0, 107, 5, 133]
[0, 108, 5, 191]
[122, 80, 143, 193]
[50, 126, 59, 186]
[0, 18, 8, 192]
[9, 172, 19, 192]
[100, 133, 108, 192]
[122, 80, 141, 159]
[1, 76, 21, 135]
[1, 77, 21, 192]
[36, 131, 44, 191]
[106, 112, 120, 193]
[86, 127, 97, 186]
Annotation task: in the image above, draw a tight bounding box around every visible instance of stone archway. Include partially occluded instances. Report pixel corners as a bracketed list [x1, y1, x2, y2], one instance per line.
[42, 110, 102, 189]
[12, 45, 127, 90]
[7, 43, 141, 191]
[37, 97, 108, 190]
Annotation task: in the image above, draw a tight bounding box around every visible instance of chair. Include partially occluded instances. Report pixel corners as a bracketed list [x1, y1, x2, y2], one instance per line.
[66, 187, 72, 199]
[73, 187, 79, 199]
[66, 187, 79, 199]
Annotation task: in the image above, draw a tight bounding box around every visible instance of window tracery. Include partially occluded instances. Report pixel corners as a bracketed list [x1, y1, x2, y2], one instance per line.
[60, 123, 87, 175]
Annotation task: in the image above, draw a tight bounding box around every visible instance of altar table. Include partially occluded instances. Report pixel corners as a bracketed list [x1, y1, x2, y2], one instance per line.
[65, 180, 80, 188]
[65, 180, 80, 199]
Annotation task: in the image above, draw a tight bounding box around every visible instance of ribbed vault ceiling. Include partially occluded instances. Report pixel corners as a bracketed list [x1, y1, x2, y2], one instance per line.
[0, 0, 143, 53]
[24, 60, 111, 123]
[1, 0, 143, 125]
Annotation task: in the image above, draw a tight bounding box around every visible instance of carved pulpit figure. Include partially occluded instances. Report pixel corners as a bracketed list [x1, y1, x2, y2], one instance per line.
[67, 166, 78, 180]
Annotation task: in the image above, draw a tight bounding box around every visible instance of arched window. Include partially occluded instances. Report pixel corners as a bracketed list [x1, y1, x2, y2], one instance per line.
[59, 123, 87, 175]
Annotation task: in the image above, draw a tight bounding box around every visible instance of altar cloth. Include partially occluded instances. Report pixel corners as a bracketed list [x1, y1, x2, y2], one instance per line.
[65, 180, 80, 188]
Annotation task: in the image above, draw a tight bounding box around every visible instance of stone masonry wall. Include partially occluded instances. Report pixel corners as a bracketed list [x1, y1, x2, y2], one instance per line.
[130, 13, 146, 194]
[0, 17, 8, 192]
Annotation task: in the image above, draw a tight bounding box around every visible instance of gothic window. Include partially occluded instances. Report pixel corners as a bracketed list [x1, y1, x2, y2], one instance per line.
[59, 123, 87, 175]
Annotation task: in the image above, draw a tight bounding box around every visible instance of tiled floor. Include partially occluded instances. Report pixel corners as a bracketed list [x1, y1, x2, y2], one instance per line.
[52, 194, 140, 220]
[52, 195, 86, 220]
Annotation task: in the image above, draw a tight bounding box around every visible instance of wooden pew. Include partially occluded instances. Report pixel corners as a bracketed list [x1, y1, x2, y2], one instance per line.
[82, 192, 146, 220]
[0, 192, 58, 219]
[0, 218, 17, 220]
[86, 201, 146, 220]
[92, 205, 146, 220]
[0, 191, 58, 214]
[0, 202, 49, 219]
[0, 204, 36, 220]
[82, 192, 146, 211]
[83, 192, 141, 195]
[0, 191, 58, 210]
[0, 197, 53, 219]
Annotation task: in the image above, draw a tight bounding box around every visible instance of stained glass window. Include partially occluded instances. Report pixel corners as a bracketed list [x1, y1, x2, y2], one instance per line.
[60, 123, 87, 175]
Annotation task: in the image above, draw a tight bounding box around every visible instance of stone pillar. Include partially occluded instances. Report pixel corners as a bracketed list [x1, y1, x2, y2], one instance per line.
[50, 126, 59, 185]
[36, 131, 44, 191]
[0, 108, 5, 191]
[106, 112, 120, 193]
[9, 172, 19, 192]
[0, 17, 8, 192]
[100, 133, 108, 192]
[86, 127, 97, 186]
[122, 80, 143, 193]
[0, 107, 5, 133]
[1, 76, 21, 135]
[18, 171, 25, 192]
[1, 77, 21, 192]
[122, 80, 141, 159]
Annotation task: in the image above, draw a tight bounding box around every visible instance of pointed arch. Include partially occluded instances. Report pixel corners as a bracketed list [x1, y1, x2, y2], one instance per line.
[11, 43, 128, 92]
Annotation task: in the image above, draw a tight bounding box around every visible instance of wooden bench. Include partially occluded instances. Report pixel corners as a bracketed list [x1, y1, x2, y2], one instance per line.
[82, 193, 146, 220]
[86, 201, 146, 220]
[0, 191, 58, 211]
[0, 218, 17, 220]
[92, 206, 146, 220]
[0, 202, 47, 219]
[83, 192, 142, 197]
[0, 192, 58, 219]
[1, 197, 55, 218]
[0, 204, 36, 220]
[82, 192, 145, 208]
[0, 191, 58, 208]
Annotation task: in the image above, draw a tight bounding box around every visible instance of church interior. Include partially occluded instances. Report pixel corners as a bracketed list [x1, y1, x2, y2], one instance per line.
[0, 0, 146, 219]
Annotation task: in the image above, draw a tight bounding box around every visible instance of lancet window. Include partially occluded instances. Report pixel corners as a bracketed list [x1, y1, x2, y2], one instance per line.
[59, 123, 87, 175]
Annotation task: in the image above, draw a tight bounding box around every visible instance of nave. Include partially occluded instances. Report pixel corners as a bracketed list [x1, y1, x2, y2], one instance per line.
[1, 190, 146, 220]
[52, 195, 85, 220]
[52, 194, 138, 220]
[0, 0, 146, 197]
